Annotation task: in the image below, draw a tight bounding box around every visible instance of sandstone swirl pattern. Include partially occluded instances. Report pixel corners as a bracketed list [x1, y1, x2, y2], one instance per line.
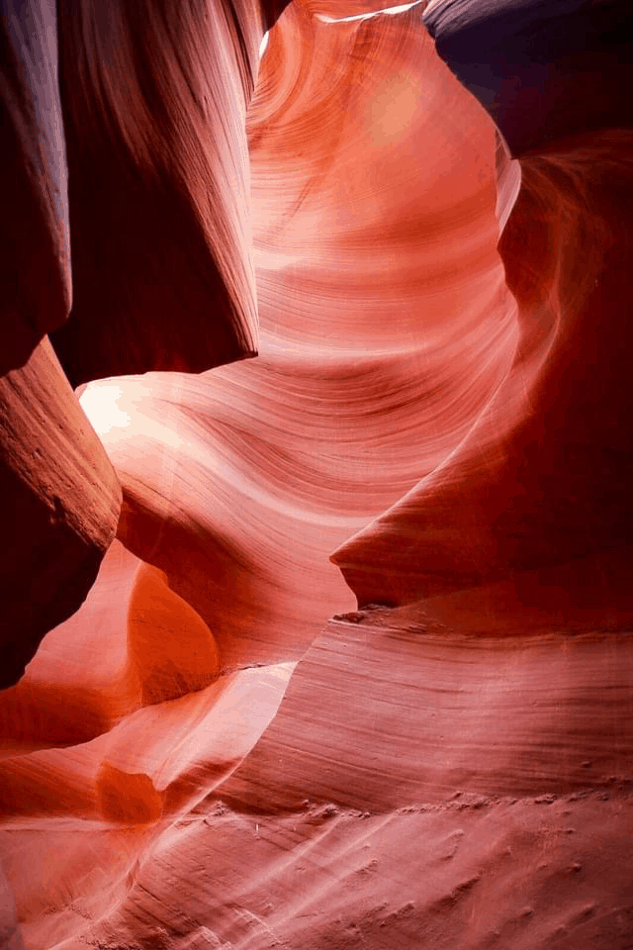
[1, 2, 632, 949]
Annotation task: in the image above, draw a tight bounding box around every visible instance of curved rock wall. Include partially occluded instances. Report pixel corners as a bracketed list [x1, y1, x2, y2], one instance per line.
[1, 2, 632, 949]
[0, 340, 121, 688]
[0, 0, 71, 375]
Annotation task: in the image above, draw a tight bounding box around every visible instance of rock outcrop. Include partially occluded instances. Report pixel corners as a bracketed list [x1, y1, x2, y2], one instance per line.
[0, 0, 293, 689]
[0, 340, 121, 688]
[0, 0, 71, 375]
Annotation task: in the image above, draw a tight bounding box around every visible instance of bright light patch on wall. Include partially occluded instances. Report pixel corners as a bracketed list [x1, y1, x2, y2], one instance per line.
[259, 31, 269, 58]
[80, 383, 131, 435]
[317, 1, 424, 24]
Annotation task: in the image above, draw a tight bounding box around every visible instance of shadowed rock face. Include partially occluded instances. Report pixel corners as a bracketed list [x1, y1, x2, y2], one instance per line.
[331, 5, 633, 633]
[2, 0, 292, 386]
[333, 128, 633, 630]
[0, 339, 121, 689]
[49, 0, 267, 385]
[0, 0, 285, 688]
[0, 0, 71, 376]
[1, 1, 633, 949]
[424, 0, 633, 156]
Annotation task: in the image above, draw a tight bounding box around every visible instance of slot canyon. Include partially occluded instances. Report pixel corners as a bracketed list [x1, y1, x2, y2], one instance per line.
[1, 0, 633, 947]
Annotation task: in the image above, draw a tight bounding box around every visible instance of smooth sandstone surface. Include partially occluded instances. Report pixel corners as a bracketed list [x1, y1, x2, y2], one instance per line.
[77, 612, 633, 950]
[0, 0, 71, 375]
[0, 339, 121, 690]
[219, 608, 633, 812]
[333, 128, 633, 628]
[77, 3, 511, 673]
[1, 1, 632, 949]
[49, 0, 268, 385]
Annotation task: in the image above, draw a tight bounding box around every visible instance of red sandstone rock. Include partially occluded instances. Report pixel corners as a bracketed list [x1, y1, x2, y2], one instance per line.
[333, 130, 633, 633]
[81, 611, 633, 950]
[0, 540, 220, 755]
[75, 5, 508, 673]
[0, 0, 71, 375]
[219, 609, 633, 812]
[0, 339, 121, 689]
[1, 2, 632, 949]
[50, 0, 271, 385]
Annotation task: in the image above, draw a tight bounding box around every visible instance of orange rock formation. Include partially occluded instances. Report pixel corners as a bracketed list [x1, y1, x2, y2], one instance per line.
[1, 1, 632, 948]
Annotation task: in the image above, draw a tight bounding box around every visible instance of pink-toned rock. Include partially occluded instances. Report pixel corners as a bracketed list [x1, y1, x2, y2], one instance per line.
[333, 130, 633, 634]
[0, 540, 220, 753]
[219, 608, 633, 812]
[1, 3, 633, 950]
[50, 0, 272, 385]
[0, 339, 121, 689]
[75, 5, 508, 673]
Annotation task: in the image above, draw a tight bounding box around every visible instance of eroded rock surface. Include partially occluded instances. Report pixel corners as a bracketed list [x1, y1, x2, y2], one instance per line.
[0, 340, 121, 688]
[0, 0, 71, 375]
[1, 2, 632, 949]
[50, 0, 269, 384]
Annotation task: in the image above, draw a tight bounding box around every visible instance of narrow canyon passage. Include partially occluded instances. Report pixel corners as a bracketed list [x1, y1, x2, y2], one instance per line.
[1, 2, 632, 949]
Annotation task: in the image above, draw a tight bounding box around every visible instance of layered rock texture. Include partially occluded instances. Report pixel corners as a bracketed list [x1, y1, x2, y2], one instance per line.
[1, 1, 633, 948]
[0, 339, 121, 689]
